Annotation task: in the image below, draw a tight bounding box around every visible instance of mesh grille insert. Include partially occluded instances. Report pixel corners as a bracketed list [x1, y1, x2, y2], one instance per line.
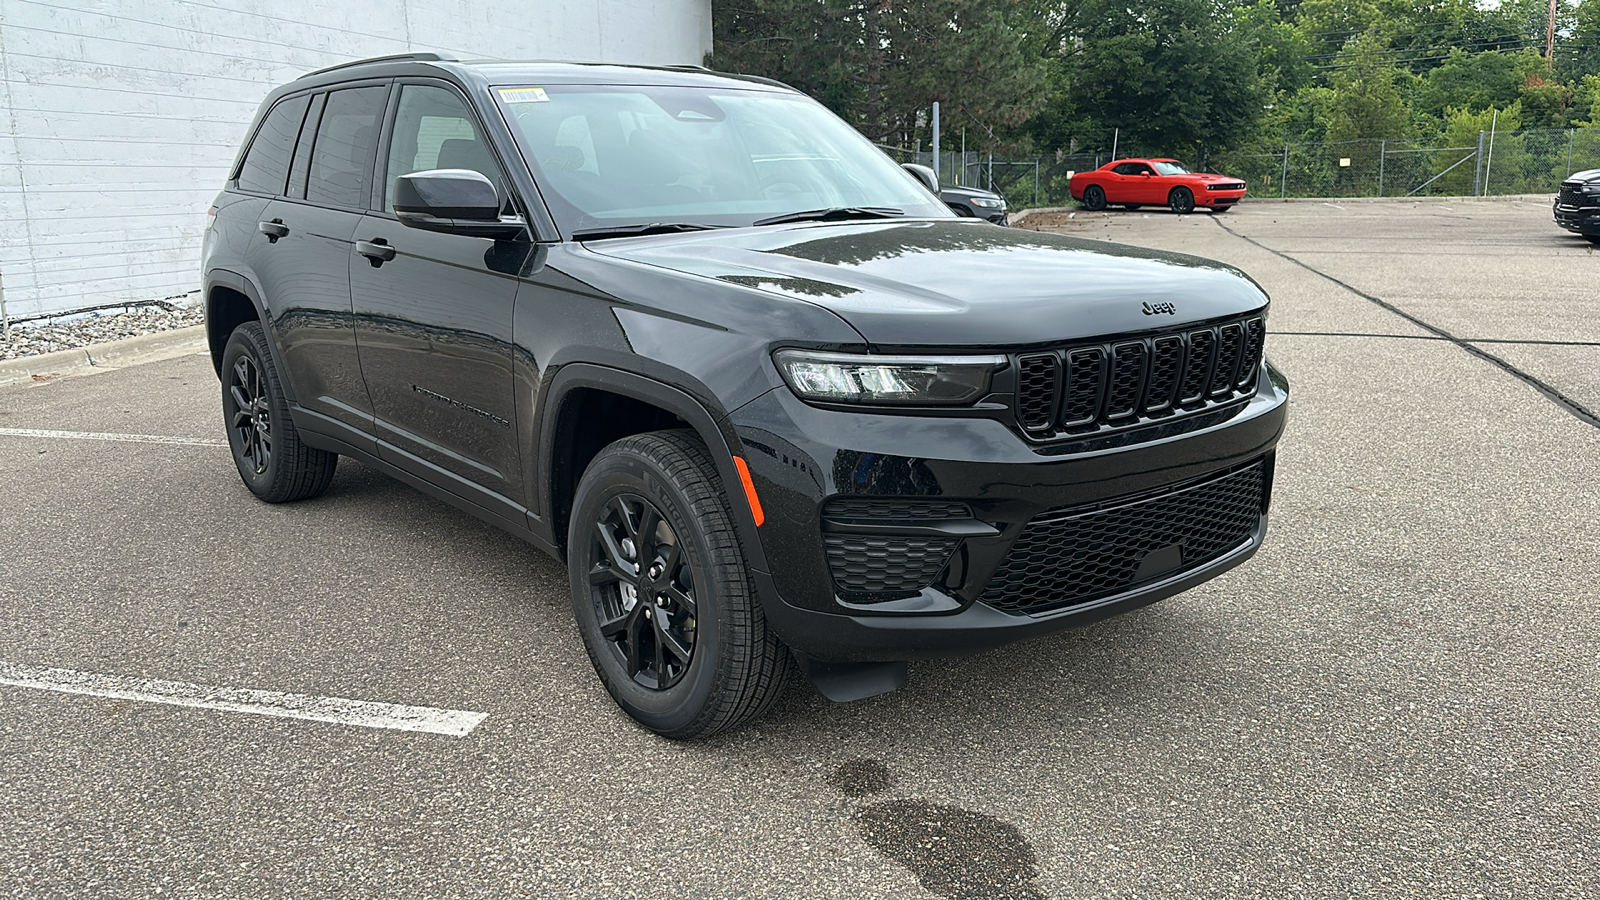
[1105, 342, 1147, 420]
[1062, 348, 1106, 426]
[1016, 354, 1059, 431]
[824, 534, 957, 598]
[979, 461, 1266, 616]
[1144, 336, 1184, 413]
[824, 498, 972, 521]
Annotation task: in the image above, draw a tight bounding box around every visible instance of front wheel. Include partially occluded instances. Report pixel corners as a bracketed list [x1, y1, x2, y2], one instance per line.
[568, 431, 791, 739]
[1168, 187, 1195, 214]
[1082, 184, 1107, 211]
[220, 322, 337, 503]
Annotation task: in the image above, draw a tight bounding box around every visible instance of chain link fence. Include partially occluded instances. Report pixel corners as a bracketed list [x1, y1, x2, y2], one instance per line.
[881, 127, 1600, 210]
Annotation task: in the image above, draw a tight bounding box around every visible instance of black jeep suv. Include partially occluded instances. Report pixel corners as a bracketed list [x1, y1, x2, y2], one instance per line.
[204, 54, 1289, 738]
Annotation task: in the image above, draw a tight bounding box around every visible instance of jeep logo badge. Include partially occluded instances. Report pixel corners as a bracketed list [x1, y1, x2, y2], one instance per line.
[1142, 301, 1176, 316]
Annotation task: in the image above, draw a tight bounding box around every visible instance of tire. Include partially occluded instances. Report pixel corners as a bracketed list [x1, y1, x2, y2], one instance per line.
[568, 430, 791, 739]
[1123, 204, 1142, 211]
[1168, 187, 1195, 214]
[220, 322, 337, 503]
[1082, 184, 1107, 211]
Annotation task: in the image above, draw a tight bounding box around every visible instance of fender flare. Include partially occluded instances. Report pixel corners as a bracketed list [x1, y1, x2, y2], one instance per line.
[203, 268, 296, 402]
[539, 363, 772, 575]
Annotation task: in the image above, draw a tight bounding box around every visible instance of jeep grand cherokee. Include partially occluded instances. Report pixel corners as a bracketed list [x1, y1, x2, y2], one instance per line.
[203, 53, 1289, 739]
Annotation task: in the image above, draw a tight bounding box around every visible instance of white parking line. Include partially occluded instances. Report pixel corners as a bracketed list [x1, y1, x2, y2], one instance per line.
[0, 427, 225, 447]
[0, 661, 488, 737]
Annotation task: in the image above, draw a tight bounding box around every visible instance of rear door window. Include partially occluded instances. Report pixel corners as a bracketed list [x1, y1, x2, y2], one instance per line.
[237, 94, 310, 195]
[305, 86, 388, 209]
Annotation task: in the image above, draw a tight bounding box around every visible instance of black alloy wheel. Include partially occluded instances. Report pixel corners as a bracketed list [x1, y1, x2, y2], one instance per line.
[568, 430, 791, 739]
[219, 322, 338, 503]
[228, 353, 271, 476]
[1083, 184, 1107, 211]
[1169, 187, 1196, 214]
[587, 492, 699, 690]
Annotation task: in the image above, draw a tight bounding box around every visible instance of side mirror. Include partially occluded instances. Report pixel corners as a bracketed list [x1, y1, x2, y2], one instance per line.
[901, 163, 939, 194]
[393, 169, 524, 238]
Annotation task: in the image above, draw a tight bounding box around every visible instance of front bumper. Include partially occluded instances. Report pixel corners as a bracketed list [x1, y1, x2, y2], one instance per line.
[1202, 190, 1247, 208]
[729, 363, 1290, 661]
[1553, 198, 1600, 235]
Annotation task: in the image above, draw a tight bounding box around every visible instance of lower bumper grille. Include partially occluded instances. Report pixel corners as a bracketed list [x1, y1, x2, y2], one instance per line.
[824, 534, 957, 598]
[979, 460, 1267, 615]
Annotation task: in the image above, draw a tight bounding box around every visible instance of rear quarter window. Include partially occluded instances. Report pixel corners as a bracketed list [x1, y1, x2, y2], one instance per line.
[237, 95, 310, 195]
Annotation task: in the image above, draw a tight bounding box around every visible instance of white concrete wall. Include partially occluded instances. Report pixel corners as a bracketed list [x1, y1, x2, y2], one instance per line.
[0, 0, 712, 320]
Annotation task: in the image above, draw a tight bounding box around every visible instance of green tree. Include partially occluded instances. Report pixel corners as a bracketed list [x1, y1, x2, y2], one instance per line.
[1030, 0, 1271, 158]
[709, 0, 1045, 150]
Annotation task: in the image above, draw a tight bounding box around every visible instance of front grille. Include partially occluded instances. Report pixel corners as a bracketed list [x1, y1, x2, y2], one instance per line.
[824, 534, 957, 598]
[980, 460, 1267, 615]
[1015, 315, 1265, 439]
[1207, 182, 1246, 191]
[1559, 184, 1584, 206]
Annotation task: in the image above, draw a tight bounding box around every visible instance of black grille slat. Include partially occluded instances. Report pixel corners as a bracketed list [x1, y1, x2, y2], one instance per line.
[824, 534, 957, 599]
[1061, 348, 1106, 427]
[1210, 324, 1243, 396]
[1178, 328, 1216, 404]
[1105, 342, 1147, 420]
[980, 461, 1267, 616]
[1016, 354, 1060, 432]
[1144, 336, 1184, 413]
[1238, 318, 1265, 388]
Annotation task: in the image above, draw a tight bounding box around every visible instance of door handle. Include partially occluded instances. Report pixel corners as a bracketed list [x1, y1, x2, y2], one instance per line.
[257, 219, 289, 241]
[355, 238, 396, 266]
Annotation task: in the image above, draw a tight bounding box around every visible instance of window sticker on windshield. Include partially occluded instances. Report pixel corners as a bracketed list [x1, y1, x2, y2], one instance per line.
[498, 87, 549, 104]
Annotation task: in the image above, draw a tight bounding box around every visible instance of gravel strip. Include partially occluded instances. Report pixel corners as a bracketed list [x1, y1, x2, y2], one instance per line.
[2, 298, 204, 361]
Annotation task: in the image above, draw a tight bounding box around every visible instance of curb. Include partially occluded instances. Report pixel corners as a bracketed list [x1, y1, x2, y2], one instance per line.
[0, 325, 208, 388]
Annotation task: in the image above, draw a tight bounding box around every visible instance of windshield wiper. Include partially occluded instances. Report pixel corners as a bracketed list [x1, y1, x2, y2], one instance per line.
[570, 222, 729, 241]
[752, 206, 905, 227]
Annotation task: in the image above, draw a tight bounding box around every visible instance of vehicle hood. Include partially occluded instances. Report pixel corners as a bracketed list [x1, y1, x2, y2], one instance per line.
[940, 186, 1003, 202]
[1189, 172, 1244, 184]
[586, 220, 1269, 347]
[1565, 168, 1600, 184]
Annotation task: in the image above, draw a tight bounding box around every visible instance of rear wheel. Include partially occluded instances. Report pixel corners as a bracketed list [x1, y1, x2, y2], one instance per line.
[568, 430, 791, 739]
[1168, 187, 1195, 214]
[220, 322, 337, 503]
[1082, 185, 1106, 211]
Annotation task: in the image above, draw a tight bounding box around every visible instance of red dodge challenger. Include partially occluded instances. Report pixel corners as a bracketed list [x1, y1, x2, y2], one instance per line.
[1069, 158, 1247, 214]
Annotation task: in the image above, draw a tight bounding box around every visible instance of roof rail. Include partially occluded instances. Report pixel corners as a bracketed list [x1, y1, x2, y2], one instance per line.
[302, 52, 457, 78]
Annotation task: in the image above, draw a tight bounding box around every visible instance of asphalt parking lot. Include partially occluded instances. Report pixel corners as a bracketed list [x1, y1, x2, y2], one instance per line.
[3, 198, 1597, 899]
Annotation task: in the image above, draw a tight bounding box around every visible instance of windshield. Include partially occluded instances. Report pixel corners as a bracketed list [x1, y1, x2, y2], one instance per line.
[492, 84, 951, 235]
[1152, 161, 1192, 176]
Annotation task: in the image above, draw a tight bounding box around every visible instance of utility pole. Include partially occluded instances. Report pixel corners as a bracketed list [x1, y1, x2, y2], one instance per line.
[931, 102, 941, 185]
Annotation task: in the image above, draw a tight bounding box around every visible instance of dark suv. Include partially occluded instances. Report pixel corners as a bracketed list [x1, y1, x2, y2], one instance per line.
[204, 53, 1289, 739]
[1554, 169, 1600, 243]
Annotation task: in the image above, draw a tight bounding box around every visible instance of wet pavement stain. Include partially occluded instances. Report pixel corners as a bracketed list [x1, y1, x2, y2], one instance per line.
[831, 759, 1049, 900]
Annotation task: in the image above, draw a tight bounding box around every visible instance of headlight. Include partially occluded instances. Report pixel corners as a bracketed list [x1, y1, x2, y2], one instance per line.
[970, 197, 1005, 209]
[773, 350, 1006, 405]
